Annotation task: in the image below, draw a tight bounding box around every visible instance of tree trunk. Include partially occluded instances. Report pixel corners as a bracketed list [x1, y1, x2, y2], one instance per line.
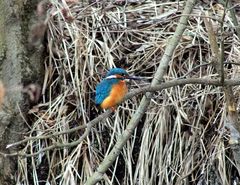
[0, 0, 44, 184]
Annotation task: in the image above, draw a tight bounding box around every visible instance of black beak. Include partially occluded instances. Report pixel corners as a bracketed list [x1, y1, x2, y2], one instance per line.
[124, 75, 144, 80]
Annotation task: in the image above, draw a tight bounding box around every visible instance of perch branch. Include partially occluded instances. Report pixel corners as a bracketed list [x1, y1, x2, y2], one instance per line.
[3, 77, 240, 157]
[85, 0, 198, 184]
[3, 77, 240, 149]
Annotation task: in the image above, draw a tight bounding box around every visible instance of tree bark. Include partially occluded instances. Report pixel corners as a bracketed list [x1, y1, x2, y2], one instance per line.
[0, 0, 44, 184]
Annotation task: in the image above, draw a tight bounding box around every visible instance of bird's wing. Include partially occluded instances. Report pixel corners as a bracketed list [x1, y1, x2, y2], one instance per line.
[95, 80, 112, 105]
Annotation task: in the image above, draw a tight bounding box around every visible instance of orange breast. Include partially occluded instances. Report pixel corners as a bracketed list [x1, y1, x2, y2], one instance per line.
[101, 80, 128, 109]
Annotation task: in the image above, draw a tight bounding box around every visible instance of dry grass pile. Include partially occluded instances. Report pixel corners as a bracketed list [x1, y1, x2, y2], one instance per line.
[14, 0, 240, 184]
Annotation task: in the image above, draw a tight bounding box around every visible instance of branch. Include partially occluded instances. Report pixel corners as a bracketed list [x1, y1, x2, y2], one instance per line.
[204, 2, 240, 132]
[4, 77, 240, 157]
[5, 77, 228, 149]
[220, 0, 229, 84]
[6, 120, 88, 149]
[2, 110, 112, 157]
[85, 0, 197, 184]
[3, 77, 237, 149]
[204, 0, 240, 178]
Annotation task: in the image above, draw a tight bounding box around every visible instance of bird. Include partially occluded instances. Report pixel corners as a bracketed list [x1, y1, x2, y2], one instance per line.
[95, 68, 138, 110]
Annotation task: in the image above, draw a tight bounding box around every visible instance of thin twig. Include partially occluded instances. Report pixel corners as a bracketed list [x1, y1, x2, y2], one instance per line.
[220, 0, 229, 84]
[85, 1, 201, 183]
[4, 77, 240, 157]
[4, 76, 239, 149]
[1, 110, 112, 157]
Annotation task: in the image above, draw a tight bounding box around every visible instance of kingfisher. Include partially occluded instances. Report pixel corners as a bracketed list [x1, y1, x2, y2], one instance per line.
[95, 68, 139, 110]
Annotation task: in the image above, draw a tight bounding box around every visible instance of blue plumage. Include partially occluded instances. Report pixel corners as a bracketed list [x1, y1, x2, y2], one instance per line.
[95, 68, 128, 105]
[95, 78, 118, 105]
[105, 68, 128, 77]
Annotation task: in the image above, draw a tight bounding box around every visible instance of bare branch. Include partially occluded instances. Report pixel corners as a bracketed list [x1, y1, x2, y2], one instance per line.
[4, 77, 240, 157]
[85, 1, 202, 183]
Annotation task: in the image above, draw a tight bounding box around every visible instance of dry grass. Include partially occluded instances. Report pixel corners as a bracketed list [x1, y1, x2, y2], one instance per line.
[15, 0, 240, 184]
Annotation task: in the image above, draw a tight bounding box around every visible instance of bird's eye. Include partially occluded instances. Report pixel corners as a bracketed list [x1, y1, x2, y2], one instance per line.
[121, 73, 126, 76]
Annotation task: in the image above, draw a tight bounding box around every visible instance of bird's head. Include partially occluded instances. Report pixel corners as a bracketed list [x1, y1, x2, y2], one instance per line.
[105, 68, 129, 80]
[105, 68, 141, 80]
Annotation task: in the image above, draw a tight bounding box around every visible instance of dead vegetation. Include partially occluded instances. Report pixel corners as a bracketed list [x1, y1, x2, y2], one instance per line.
[8, 0, 240, 184]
